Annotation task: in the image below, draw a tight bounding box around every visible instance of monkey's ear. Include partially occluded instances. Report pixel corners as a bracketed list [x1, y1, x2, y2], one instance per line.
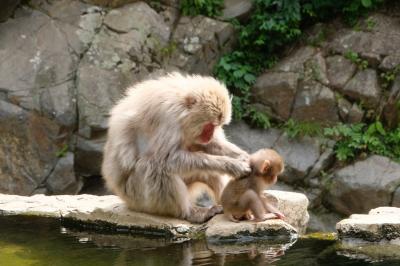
[184, 95, 197, 109]
[259, 159, 271, 174]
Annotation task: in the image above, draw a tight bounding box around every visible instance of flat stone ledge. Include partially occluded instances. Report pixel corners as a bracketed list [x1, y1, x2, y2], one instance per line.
[206, 214, 297, 242]
[336, 207, 400, 243]
[0, 191, 307, 242]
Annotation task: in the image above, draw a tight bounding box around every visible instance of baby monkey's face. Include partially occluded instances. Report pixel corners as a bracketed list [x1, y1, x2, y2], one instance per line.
[250, 149, 284, 184]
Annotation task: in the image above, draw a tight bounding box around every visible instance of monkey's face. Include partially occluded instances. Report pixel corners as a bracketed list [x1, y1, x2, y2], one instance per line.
[251, 149, 284, 184]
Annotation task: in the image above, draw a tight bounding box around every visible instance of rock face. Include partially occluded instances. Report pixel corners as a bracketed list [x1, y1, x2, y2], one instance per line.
[0, 0, 237, 195]
[0, 100, 77, 195]
[251, 12, 400, 125]
[325, 156, 400, 216]
[0, 191, 309, 240]
[336, 207, 400, 243]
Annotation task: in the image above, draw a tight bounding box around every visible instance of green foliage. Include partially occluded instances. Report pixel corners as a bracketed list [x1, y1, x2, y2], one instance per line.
[56, 144, 68, 158]
[324, 122, 400, 161]
[380, 64, 400, 89]
[283, 119, 323, 139]
[344, 50, 368, 70]
[180, 0, 224, 17]
[215, 0, 383, 122]
[248, 107, 272, 129]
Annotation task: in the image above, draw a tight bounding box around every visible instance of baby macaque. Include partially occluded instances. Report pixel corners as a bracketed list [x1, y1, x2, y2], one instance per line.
[221, 148, 285, 222]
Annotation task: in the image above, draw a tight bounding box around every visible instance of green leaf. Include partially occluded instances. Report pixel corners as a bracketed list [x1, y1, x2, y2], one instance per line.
[361, 0, 372, 8]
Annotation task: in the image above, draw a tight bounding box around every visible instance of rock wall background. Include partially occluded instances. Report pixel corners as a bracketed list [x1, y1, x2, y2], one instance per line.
[1, 0, 400, 232]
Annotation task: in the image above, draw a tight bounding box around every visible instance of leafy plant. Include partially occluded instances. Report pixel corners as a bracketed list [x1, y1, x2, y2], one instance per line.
[180, 0, 224, 17]
[248, 107, 272, 129]
[56, 144, 69, 158]
[380, 64, 400, 89]
[324, 121, 400, 161]
[283, 119, 323, 139]
[344, 50, 368, 70]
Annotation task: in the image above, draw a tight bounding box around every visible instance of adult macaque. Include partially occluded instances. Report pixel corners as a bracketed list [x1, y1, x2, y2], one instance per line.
[221, 148, 285, 222]
[102, 72, 250, 223]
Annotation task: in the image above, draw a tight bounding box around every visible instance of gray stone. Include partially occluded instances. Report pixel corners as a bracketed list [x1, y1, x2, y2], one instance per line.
[337, 98, 364, 123]
[252, 72, 299, 120]
[0, 100, 63, 195]
[0, 191, 308, 240]
[77, 58, 128, 137]
[0, 0, 20, 22]
[224, 121, 281, 153]
[220, 0, 253, 20]
[383, 74, 400, 128]
[336, 207, 400, 243]
[329, 29, 400, 59]
[326, 156, 400, 215]
[75, 135, 106, 175]
[308, 142, 335, 178]
[0, 8, 79, 127]
[342, 69, 381, 107]
[291, 81, 339, 125]
[274, 46, 317, 73]
[265, 190, 309, 234]
[303, 52, 329, 85]
[205, 215, 297, 242]
[326, 55, 357, 89]
[46, 152, 82, 194]
[272, 134, 325, 183]
[393, 187, 400, 207]
[104, 2, 170, 40]
[168, 16, 235, 74]
[380, 54, 400, 71]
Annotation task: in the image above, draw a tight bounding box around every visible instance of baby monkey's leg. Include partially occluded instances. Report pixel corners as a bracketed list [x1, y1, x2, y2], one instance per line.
[261, 196, 285, 219]
[239, 190, 267, 222]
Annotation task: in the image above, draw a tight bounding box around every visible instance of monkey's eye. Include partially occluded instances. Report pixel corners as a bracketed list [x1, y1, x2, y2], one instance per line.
[218, 113, 222, 122]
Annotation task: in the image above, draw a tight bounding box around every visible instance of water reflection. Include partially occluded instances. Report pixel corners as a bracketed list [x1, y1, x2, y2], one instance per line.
[1, 216, 400, 266]
[65, 227, 297, 266]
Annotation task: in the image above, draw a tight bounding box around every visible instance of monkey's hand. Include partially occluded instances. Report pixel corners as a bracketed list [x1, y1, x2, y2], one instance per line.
[223, 157, 251, 178]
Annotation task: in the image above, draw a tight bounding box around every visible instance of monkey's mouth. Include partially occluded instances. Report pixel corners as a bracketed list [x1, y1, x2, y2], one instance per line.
[199, 123, 215, 143]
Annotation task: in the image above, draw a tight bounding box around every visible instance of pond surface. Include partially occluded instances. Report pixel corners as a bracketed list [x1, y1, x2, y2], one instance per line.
[0, 216, 399, 266]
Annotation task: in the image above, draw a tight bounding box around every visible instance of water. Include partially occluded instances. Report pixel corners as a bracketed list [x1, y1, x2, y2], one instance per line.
[0, 216, 399, 266]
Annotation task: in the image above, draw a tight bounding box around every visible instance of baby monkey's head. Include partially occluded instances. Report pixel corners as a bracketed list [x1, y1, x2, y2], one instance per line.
[250, 149, 284, 185]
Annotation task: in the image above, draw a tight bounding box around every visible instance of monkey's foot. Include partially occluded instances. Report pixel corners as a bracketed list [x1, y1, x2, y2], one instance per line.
[253, 213, 278, 222]
[186, 205, 222, 223]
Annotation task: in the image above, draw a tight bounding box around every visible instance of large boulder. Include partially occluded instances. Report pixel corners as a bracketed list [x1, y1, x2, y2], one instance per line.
[326, 55, 357, 89]
[252, 72, 299, 120]
[291, 81, 339, 124]
[325, 156, 400, 215]
[77, 2, 171, 138]
[225, 121, 281, 153]
[0, 7, 80, 127]
[167, 15, 235, 74]
[0, 100, 76, 195]
[342, 69, 381, 108]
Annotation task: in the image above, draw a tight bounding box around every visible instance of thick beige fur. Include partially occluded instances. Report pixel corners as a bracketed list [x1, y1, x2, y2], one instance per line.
[102, 72, 249, 223]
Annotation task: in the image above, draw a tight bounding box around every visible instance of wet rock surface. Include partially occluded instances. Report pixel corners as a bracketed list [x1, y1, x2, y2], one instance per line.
[0, 190, 308, 240]
[336, 207, 400, 243]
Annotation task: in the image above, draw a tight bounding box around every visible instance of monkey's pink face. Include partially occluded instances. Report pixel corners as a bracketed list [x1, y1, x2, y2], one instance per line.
[198, 122, 215, 144]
